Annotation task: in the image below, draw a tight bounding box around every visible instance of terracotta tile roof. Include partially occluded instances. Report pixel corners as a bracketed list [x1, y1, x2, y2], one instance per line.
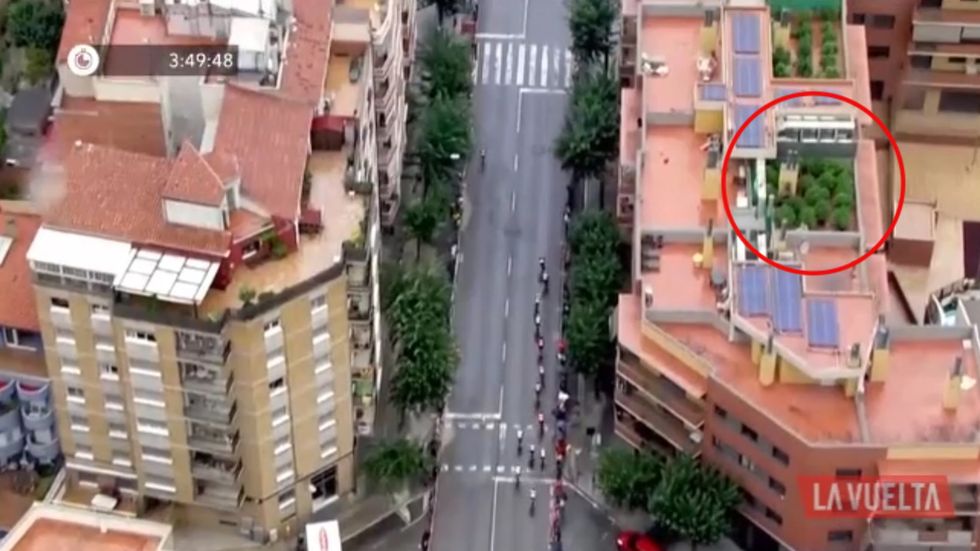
[229, 208, 271, 240]
[203, 151, 240, 184]
[44, 143, 231, 256]
[280, 0, 332, 104]
[0, 210, 41, 331]
[213, 86, 312, 220]
[163, 142, 231, 206]
[48, 98, 167, 159]
[56, 0, 112, 62]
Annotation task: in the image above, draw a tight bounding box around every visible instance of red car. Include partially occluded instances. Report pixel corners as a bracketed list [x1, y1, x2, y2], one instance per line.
[616, 531, 664, 551]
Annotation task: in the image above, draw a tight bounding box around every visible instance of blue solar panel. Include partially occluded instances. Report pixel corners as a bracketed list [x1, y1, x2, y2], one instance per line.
[772, 271, 803, 333]
[815, 90, 841, 105]
[806, 299, 840, 349]
[734, 105, 764, 149]
[733, 13, 761, 54]
[734, 57, 762, 98]
[776, 89, 805, 107]
[701, 83, 726, 101]
[738, 265, 769, 317]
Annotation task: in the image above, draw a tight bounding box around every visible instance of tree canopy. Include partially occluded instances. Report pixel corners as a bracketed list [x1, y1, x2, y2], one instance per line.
[596, 448, 662, 511]
[363, 438, 432, 492]
[647, 454, 740, 548]
[419, 28, 473, 101]
[554, 68, 619, 182]
[568, 0, 617, 66]
[7, 0, 64, 52]
[417, 94, 472, 188]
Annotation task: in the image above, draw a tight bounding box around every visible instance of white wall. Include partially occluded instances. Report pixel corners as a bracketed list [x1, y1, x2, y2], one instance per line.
[57, 65, 96, 98]
[163, 199, 225, 231]
[93, 77, 162, 103]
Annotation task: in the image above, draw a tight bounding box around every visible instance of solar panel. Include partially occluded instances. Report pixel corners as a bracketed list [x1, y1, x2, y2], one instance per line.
[772, 271, 803, 333]
[734, 105, 764, 149]
[738, 265, 770, 317]
[775, 89, 805, 107]
[733, 13, 761, 54]
[701, 83, 726, 101]
[806, 299, 840, 349]
[734, 57, 762, 98]
[815, 90, 841, 105]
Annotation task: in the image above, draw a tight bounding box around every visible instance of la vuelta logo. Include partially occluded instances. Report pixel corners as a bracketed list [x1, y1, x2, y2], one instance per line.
[799, 475, 954, 518]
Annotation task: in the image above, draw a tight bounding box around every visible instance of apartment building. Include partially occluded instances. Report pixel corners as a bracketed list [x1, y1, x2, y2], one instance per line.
[0, 206, 59, 470]
[0, 502, 174, 551]
[29, 0, 386, 541]
[617, 2, 980, 550]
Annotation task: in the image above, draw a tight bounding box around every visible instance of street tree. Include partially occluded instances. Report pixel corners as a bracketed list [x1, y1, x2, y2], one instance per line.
[568, 0, 617, 67]
[648, 454, 740, 550]
[596, 448, 662, 510]
[403, 195, 446, 260]
[420, 28, 473, 101]
[570, 209, 621, 258]
[566, 298, 611, 378]
[555, 69, 619, 182]
[7, 0, 64, 51]
[363, 439, 432, 492]
[417, 95, 472, 189]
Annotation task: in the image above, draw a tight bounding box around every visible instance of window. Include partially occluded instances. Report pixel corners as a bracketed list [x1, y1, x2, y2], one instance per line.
[867, 46, 890, 59]
[111, 452, 132, 467]
[835, 468, 862, 478]
[311, 294, 327, 311]
[272, 406, 289, 427]
[771, 446, 790, 466]
[939, 90, 980, 114]
[125, 329, 157, 343]
[99, 363, 119, 379]
[50, 297, 69, 309]
[713, 405, 727, 419]
[740, 424, 758, 442]
[264, 318, 282, 334]
[870, 80, 884, 101]
[145, 475, 176, 493]
[66, 386, 85, 403]
[769, 477, 786, 496]
[738, 454, 757, 473]
[242, 239, 261, 259]
[827, 530, 853, 543]
[868, 14, 895, 29]
[109, 422, 128, 439]
[311, 466, 338, 508]
[142, 447, 173, 464]
[949, 56, 967, 64]
[274, 434, 291, 455]
[276, 466, 295, 484]
[69, 414, 89, 432]
[765, 508, 783, 525]
[269, 377, 286, 392]
[137, 418, 169, 436]
[278, 489, 296, 511]
[920, 0, 943, 6]
[74, 444, 94, 461]
[849, 12, 865, 24]
[91, 303, 110, 316]
[3, 328, 25, 347]
[909, 55, 932, 69]
[134, 389, 166, 407]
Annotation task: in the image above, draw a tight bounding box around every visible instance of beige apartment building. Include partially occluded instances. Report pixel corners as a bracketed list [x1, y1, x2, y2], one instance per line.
[22, 0, 397, 541]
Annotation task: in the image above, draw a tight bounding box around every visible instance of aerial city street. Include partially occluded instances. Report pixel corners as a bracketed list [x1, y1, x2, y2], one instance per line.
[0, 1, 980, 551]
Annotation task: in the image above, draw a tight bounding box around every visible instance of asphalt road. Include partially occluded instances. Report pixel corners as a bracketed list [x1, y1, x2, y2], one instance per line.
[429, 1, 618, 550]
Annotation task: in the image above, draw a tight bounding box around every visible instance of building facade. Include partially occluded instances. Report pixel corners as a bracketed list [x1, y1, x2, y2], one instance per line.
[617, 1, 980, 550]
[34, 0, 391, 540]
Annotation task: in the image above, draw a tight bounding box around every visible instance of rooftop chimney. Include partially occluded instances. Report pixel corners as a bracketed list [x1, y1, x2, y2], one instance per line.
[943, 356, 965, 412]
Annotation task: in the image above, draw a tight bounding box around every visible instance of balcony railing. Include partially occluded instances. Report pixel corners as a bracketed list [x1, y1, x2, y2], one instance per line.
[187, 426, 240, 455]
[617, 358, 704, 427]
[191, 454, 242, 484]
[25, 433, 59, 462]
[20, 402, 54, 431]
[196, 483, 245, 510]
[181, 367, 234, 396]
[615, 389, 699, 455]
[185, 398, 236, 425]
[15, 380, 50, 403]
[176, 332, 231, 365]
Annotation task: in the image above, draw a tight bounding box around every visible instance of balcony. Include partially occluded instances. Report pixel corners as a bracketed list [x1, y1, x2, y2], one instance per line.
[15, 380, 49, 403]
[25, 432, 59, 462]
[348, 296, 372, 322]
[951, 484, 979, 513]
[0, 429, 24, 462]
[195, 482, 245, 510]
[176, 331, 231, 365]
[0, 378, 13, 402]
[615, 388, 700, 455]
[614, 414, 676, 457]
[20, 402, 54, 431]
[180, 363, 233, 395]
[617, 358, 704, 427]
[0, 401, 20, 432]
[191, 452, 242, 484]
[187, 424, 240, 456]
[870, 518, 975, 550]
[184, 396, 236, 425]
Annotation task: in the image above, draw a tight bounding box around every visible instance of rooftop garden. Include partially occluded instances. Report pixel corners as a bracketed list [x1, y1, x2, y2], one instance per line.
[766, 157, 855, 231]
[771, 9, 843, 79]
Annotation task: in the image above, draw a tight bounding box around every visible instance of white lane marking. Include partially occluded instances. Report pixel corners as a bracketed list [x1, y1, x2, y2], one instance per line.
[490, 477, 500, 551]
[494, 42, 503, 85]
[497, 465, 505, 473]
[515, 43, 526, 86]
[513, 153, 519, 171]
[485, 422, 496, 430]
[442, 464, 449, 471]
[507, 256, 513, 276]
[454, 465, 463, 472]
[470, 465, 478, 472]
[564, 49, 574, 88]
[505, 42, 514, 86]
[471, 422, 481, 429]
[501, 342, 507, 363]
[476, 33, 522, 40]
[481, 42, 492, 85]
[504, 299, 510, 318]
[540, 46, 550, 88]
[521, 0, 530, 36]
[552, 47, 561, 88]
[445, 412, 502, 420]
[528, 45, 537, 87]
[511, 189, 517, 211]
[483, 465, 492, 472]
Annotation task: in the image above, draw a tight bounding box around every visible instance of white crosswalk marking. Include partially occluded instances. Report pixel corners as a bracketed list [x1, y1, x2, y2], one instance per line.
[516, 44, 526, 86]
[481, 42, 491, 85]
[473, 40, 573, 90]
[564, 50, 574, 88]
[494, 42, 503, 84]
[528, 44, 537, 87]
[540, 46, 550, 88]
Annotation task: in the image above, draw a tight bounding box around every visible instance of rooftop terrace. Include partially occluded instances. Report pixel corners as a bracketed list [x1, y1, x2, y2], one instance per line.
[641, 17, 703, 115]
[2, 504, 170, 551]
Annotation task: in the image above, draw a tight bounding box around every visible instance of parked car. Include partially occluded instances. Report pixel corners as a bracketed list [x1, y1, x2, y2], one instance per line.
[616, 531, 664, 551]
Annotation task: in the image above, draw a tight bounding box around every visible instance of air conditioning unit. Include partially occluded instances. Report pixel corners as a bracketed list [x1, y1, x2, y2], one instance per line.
[640, 53, 669, 77]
